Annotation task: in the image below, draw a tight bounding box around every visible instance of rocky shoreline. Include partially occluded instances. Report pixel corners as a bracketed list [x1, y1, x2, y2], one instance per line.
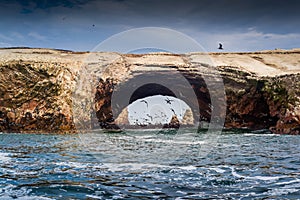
[0, 48, 299, 134]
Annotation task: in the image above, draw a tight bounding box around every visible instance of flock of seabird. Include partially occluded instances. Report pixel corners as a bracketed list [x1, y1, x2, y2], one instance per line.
[132, 97, 182, 125]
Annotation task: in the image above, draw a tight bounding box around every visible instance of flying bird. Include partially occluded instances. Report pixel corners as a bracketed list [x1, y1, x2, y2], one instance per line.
[165, 97, 174, 104]
[170, 108, 176, 115]
[218, 43, 223, 50]
[146, 114, 153, 121]
[140, 100, 148, 107]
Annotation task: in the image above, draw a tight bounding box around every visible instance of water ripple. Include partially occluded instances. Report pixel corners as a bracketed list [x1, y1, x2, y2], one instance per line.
[0, 130, 299, 199]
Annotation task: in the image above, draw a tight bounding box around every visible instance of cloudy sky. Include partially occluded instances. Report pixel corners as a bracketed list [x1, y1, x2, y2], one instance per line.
[0, 0, 299, 52]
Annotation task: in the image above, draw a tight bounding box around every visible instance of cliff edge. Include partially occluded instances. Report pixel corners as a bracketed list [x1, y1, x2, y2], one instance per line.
[0, 48, 299, 134]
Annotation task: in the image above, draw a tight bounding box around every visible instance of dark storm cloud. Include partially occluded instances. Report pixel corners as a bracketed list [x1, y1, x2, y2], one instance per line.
[1, 0, 89, 10]
[120, 0, 300, 33]
[85, 0, 300, 33]
[14, 0, 299, 30]
[0, 0, 299, 51]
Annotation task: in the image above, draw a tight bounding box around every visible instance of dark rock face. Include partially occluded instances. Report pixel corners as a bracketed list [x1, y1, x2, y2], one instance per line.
[0, 49, 299, 134]
[221, 67, 277, 130]
[94, 78, 117, 129]
[0, 61, 75, 133]
[263, 75, 300, 134]
[220, 67, 300, 134]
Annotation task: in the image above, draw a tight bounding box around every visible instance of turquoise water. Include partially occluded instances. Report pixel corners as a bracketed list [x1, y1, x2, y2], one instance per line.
[0, 129, 299, 199]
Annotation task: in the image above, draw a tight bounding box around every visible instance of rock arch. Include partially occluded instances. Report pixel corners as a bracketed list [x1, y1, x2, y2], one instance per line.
[94, 70, 212, 129]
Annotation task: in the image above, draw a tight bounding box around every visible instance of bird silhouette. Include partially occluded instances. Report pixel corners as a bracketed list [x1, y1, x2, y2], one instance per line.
[165, 97, 174, 104]
[218, 43, 223, 50]
[170, 108, 176, 115]
[146, 114, 153, 121]
[140, 100, 148, 107]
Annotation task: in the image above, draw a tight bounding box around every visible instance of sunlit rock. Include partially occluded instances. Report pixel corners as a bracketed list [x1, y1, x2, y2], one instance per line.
[181, 109, 194, 125]
[0, 48, 299, 134]
[114, 108, 129, 125]
[163, 115, 180, 129]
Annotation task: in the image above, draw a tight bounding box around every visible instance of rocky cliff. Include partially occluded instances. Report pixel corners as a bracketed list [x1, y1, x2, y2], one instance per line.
[0, 48, 299, 134]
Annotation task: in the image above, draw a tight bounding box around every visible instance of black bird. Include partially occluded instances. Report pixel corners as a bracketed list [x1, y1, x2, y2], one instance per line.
[140, 100, 148, 107]
[170, 108, 176, 115]
[165, 97, 174, 104]
[146, 114, 153, 121]
[218, 43, 223, 50]
[92, 24, 95, 27]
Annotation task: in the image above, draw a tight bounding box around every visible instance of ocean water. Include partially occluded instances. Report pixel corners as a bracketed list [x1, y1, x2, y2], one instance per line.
[0, 129, 299, 199]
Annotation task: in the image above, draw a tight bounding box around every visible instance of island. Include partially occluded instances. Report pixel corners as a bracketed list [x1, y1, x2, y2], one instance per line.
[0, 48, 299, 134]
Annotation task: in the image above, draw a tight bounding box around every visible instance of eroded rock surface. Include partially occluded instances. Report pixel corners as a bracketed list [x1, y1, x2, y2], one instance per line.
[0, 48, 299, 134]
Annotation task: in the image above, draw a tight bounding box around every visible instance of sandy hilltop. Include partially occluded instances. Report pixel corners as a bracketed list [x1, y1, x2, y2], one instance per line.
[0, 47, 299, 134]
[0, 47, 299, 76]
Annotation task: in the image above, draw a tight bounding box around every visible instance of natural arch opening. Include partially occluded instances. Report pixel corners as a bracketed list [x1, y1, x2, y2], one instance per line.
[114, 95, 194, 128]
[94, 71, 212, 130]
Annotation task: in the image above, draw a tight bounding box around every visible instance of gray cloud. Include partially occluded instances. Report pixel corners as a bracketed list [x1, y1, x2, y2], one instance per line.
[0, 0, 299, 51]
[70, 0, 300, 33]
[2, 0, 299, 30]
